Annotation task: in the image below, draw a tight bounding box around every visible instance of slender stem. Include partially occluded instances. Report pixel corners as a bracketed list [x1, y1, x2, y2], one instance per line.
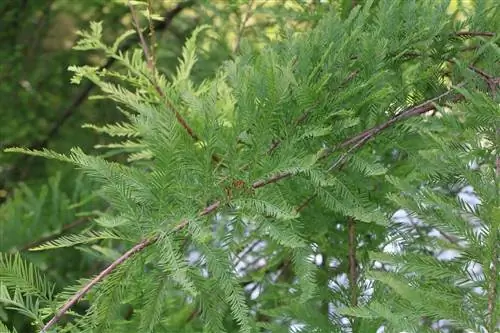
[234, 0, 255, 53]
[455, 31, 495, 37]
[146, 0, 157, 68]
[347, 218, 357, 307]
[20, 217, 89, 251]
[40, 237, 156, 333]
[128, 1, 200, 142]
[40, 200, 219, 332]
[128, 0, 154, 71]
[294, 194, 317, 213]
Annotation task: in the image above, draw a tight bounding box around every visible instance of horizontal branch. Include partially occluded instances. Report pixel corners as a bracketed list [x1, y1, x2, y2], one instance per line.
[455, 31, 495, 37]
[20, 217, 89, 252]
[252, 87, 463, 188]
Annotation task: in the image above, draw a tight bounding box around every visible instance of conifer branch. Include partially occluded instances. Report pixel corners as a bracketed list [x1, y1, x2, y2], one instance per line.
[128, 0, 154, 72]
[4, 0, 195, 183]
[35, 1, 194, 148]
[40, 237, 156, 333]
[252, 88, 463, 191]
[40, 200, 219, 332]
[335, 86, 462, 151]
[455, 31, 495, 37]
[234, 0, 255, 53]
[347, 218, 358, 307]
[19, 217, 89, 252]
[128, 1, 201, 142]
[35, 82, 477, 333]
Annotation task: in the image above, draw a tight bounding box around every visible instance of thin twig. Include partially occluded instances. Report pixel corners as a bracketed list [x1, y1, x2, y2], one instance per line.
[20, 217, 89, 252]
[4, 1, 195, 180]
[347, 217, 357, 307]
[40, 237, 156, 333]
[146, 0, 157, 68]
[128, 0, 154, 71]
[128, 1, 200, 142]
[455, 31, 495, 37]
[294, 194, 317, 213]
[234, 0, 255, 53]
[234, 240, 263, 268]
[335, 86, 462, 151]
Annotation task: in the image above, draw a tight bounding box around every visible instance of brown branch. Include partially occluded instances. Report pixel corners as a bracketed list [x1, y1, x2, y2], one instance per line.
[347, 217, 357, 307]
[468, 65, 494, 80]
[285, 88, 465, 214]
[335, 86, 462, 151]
[468, 65, 500, 96]
[252, 87, 463, 191]
[294, 194, 317, 213]
[128, 1, 200, 142]
[39, 199, 219, 332]
[234, 0, 256, 53]
[40, 237, 156, 333]
[251, 172, 293, 189]
[20, 217, 89, 252]
[455, 31, 495, 37]
[5, 1, 196, 182]
[128, 0, 154, 71]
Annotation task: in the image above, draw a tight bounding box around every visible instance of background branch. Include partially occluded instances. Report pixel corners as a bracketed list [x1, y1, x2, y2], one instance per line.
[5, 1, 195, 169]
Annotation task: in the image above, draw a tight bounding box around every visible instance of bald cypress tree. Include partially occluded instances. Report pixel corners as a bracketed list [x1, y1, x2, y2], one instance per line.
[2, 1, 498, 332]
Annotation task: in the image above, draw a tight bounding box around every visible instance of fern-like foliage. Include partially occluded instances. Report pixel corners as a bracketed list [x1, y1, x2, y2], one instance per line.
[2, 1, 499, 332]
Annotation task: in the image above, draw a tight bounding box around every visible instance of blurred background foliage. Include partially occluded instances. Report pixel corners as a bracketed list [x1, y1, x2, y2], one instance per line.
[0, 0, 487, 331]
